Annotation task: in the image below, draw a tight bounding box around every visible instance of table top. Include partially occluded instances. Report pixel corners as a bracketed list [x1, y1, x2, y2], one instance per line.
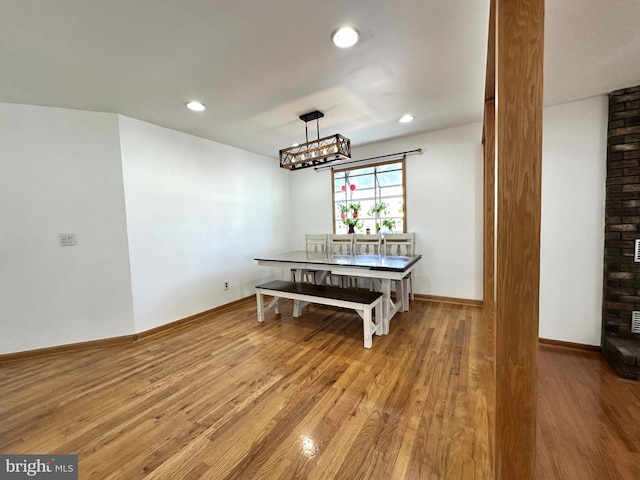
[254, 250, 422, 272]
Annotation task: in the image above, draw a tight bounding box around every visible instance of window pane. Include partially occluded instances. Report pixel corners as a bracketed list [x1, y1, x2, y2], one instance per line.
[376, 162, 402, 173]
[332, 159, 406, 234]
[377, 171, 402, 186]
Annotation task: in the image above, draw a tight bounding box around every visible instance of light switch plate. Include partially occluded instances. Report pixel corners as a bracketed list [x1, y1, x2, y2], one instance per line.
[59, 233, 76, 246]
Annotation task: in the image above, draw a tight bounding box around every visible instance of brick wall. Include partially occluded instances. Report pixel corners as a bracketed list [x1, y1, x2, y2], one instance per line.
[603, 85, 640, 380]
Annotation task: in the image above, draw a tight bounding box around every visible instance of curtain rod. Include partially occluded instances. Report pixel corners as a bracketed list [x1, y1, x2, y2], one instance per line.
[314, 148, 422, 172]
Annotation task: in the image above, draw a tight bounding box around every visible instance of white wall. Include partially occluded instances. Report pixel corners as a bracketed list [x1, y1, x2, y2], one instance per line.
[118, 116, 291, 333]
[0, 104, 291, 354]
[288, 123, 485, 300]
[0, 103, 135, 354]
[289, 167, 336, 241]
[539, 96, 608, 345]
[0, 96, 609, 353]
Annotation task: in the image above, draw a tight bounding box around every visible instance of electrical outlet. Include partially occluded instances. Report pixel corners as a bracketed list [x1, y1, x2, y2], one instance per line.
[224, 281, 229, 290]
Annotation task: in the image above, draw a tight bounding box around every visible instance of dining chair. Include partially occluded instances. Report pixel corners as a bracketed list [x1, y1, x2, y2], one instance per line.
[352, 234, 382, 288]
[383, 232, 416, 301]
[327, 234, 354, 286]
[291, 234, 329, 284]
[383, 233, 415, 256]
[329, 234, 354, 254]
[353, 234, 382, 255]
[305, 234, 328, 254]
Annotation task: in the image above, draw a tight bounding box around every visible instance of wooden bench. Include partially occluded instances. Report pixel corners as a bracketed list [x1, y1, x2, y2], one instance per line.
[255, 280, 383, 348]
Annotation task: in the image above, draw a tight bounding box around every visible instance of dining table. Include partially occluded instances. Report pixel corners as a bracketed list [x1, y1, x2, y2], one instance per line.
[254, 250, 422, 334]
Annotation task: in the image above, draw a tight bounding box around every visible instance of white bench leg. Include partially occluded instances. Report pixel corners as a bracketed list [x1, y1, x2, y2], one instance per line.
[256, 290, 265, 323]
[374, 300, 383, 336]
[257, 291, 282, 321]
[362, 307, 373, 349]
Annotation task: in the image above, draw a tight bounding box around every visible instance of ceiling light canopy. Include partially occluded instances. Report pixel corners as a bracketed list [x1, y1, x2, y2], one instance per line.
[399, 114, 414, 123]
[185, 100, 206, 112]
[279, 110, 351, 171]
[331, 26, 360, 48]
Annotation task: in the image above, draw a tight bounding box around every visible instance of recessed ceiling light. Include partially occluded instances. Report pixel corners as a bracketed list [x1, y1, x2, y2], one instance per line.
[331, 26, 360, 48]
[399, 114, 414, 124]
[185, 101, 206, 112]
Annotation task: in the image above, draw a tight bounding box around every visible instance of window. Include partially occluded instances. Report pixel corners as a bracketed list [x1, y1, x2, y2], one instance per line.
[332, 159, 406, 234]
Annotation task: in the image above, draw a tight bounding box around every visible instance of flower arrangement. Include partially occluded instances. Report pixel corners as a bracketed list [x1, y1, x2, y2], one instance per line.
[367, 202, 396, 232]
[367, 202, 388, 217]
[382, 218, 397, 231]
[339, 202, 362, 233]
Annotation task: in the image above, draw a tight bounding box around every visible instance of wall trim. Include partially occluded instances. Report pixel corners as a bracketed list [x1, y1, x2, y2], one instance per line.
[1, 293, 490, 363]
[134, 296, 254, 341]
[539, 337, 601, 352]
[0, 335, 135, 364]
[0, 296, 255, 363]
[415, 294, 483, 307]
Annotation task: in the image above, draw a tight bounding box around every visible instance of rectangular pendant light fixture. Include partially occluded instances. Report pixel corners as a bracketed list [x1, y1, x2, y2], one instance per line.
[279, 111, 351, 170]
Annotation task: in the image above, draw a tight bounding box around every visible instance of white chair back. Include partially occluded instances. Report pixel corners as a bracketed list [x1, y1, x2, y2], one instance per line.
[329, 234, 354, 254]
[353, 234, 382, 254]
[384, 233, 415, 255]
[305, 234, 327, 253]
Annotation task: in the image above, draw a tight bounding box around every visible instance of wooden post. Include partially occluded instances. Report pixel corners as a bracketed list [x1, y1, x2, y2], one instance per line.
[489, 0, 545, 478]
[483, 0, 496, 362]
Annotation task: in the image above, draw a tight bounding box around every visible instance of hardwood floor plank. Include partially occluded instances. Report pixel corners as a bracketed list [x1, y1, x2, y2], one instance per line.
[1, 298, 492, 479]
[10, 299, 639, 479]
[536, 344, 640, 480]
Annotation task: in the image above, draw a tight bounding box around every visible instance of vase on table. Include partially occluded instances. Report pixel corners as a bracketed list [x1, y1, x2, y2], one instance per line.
[348, 225, 355, 234]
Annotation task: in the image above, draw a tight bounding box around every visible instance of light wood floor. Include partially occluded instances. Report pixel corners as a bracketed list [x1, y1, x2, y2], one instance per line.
[536, 344, 640, 480]
[2, 299, 639, 479]
[0, 299, 492, 479]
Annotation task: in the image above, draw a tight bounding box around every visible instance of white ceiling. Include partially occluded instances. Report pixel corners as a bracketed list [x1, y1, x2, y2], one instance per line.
[1, 0, 640, 159]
